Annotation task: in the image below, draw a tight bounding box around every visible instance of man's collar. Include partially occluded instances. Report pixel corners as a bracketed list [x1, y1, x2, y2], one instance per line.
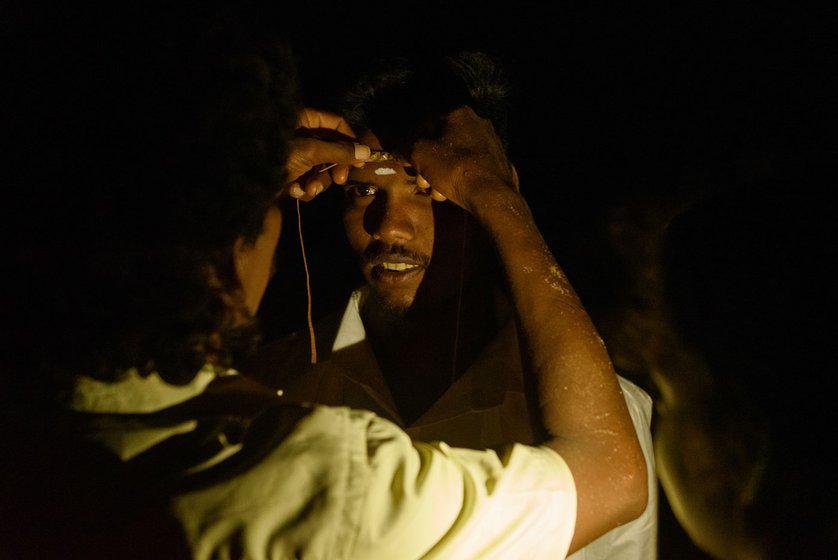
[331, 288, 369, 353]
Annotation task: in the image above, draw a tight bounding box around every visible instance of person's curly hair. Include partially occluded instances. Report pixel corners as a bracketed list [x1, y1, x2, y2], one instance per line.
[5, 5, 300, 395]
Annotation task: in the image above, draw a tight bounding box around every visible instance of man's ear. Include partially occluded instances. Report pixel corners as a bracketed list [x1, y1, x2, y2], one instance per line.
[233, 236, 250, 287]
[204, 251, 244, 325]
[214, 235, 256, 324]
[230, 206, 282, 317]
[511, 163, 521, 193]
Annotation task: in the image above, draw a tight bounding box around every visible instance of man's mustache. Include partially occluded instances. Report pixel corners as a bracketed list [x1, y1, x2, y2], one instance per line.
[360, 242, 431, 267]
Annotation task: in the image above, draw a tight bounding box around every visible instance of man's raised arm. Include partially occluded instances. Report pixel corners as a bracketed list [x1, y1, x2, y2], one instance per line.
[410, 106, 648, 553]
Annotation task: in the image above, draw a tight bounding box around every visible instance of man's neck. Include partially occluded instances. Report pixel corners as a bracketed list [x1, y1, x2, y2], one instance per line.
[361, 281, 500, 424]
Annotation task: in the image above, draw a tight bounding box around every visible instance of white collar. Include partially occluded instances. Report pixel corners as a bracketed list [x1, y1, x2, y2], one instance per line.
[331, 288, 369, 352]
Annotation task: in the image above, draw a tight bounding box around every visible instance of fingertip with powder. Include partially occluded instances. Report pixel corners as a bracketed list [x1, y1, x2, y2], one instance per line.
[289, 184, 304, 198]
[354, 142, 371, 161]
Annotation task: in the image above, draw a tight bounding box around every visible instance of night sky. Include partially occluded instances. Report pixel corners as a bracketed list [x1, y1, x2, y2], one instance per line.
[267, 2, 836, 334]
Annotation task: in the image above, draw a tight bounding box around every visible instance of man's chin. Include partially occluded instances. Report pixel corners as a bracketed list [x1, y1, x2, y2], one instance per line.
[380, 305, 410, 321]
[368, 291, 413, 321]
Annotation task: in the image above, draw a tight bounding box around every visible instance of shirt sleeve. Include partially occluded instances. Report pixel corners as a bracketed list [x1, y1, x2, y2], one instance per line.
[349, 410, 577, 560]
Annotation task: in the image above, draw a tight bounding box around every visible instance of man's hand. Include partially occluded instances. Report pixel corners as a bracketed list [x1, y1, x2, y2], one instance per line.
[286, 108, 371, 201]
[409, 106, 518, 212]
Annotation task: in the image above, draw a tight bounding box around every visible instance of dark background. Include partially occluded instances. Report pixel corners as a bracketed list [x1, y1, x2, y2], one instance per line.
[269, 1, 837, 331]
[264, 3, 836, 558]
[3, 3, 832, 558]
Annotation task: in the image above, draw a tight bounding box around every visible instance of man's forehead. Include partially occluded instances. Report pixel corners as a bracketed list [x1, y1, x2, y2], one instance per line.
[352, 131, 417, 183]
[348, 163, 417, 184]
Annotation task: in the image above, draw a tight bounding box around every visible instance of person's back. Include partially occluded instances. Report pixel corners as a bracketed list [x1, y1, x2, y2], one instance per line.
[3, 7, 647, 558]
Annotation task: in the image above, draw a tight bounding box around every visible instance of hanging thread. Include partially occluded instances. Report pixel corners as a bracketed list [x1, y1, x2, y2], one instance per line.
[296, 199, 317, 363]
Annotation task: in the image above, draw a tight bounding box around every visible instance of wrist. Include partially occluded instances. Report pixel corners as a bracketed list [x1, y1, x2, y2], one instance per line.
[465, 185, 533, 229]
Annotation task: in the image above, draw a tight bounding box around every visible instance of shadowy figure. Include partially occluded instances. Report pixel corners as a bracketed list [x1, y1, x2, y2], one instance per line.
[604, 173, 837, 558]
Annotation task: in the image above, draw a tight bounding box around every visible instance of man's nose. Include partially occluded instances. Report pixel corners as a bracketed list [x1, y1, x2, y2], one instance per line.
[365, 194, 416, 243]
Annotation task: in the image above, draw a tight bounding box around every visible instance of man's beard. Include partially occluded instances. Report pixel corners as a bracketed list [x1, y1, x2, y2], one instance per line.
[368, 289, 411, 321]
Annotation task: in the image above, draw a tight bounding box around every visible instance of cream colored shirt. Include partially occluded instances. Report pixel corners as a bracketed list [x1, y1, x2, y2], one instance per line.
[253, 288, 658, 559]
[72, 367, 577, 559]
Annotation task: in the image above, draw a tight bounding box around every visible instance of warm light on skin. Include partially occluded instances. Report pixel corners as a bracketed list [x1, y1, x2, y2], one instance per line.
[651, 336, 761, 559]
[234, 205, 283, 316]
[656, 408, 741, 559]
[342, 132, 435, 312]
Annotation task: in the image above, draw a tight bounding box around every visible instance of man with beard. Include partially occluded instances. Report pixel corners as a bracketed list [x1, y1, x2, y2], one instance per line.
[249, 51, 657, 559]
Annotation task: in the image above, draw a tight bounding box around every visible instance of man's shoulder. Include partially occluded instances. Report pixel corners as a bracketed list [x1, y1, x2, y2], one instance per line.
[241, 329, 312, 387]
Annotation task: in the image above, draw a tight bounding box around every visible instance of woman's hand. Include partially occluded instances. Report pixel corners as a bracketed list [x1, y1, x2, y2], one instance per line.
[286, 108, 371, 201]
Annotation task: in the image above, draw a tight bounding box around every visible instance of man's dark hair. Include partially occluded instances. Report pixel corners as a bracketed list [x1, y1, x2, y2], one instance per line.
[4, 5, 300, 397]
[339, 50, 512, 156]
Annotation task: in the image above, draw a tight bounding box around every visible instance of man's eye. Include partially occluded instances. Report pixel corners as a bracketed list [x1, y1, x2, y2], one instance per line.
[346, 184, 378, 197]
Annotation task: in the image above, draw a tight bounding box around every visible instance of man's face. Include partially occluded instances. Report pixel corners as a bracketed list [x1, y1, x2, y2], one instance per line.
[342, 132, 434, 314]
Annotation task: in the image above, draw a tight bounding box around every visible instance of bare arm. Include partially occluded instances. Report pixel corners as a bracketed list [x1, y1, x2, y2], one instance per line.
[410, 107, 647, 552]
